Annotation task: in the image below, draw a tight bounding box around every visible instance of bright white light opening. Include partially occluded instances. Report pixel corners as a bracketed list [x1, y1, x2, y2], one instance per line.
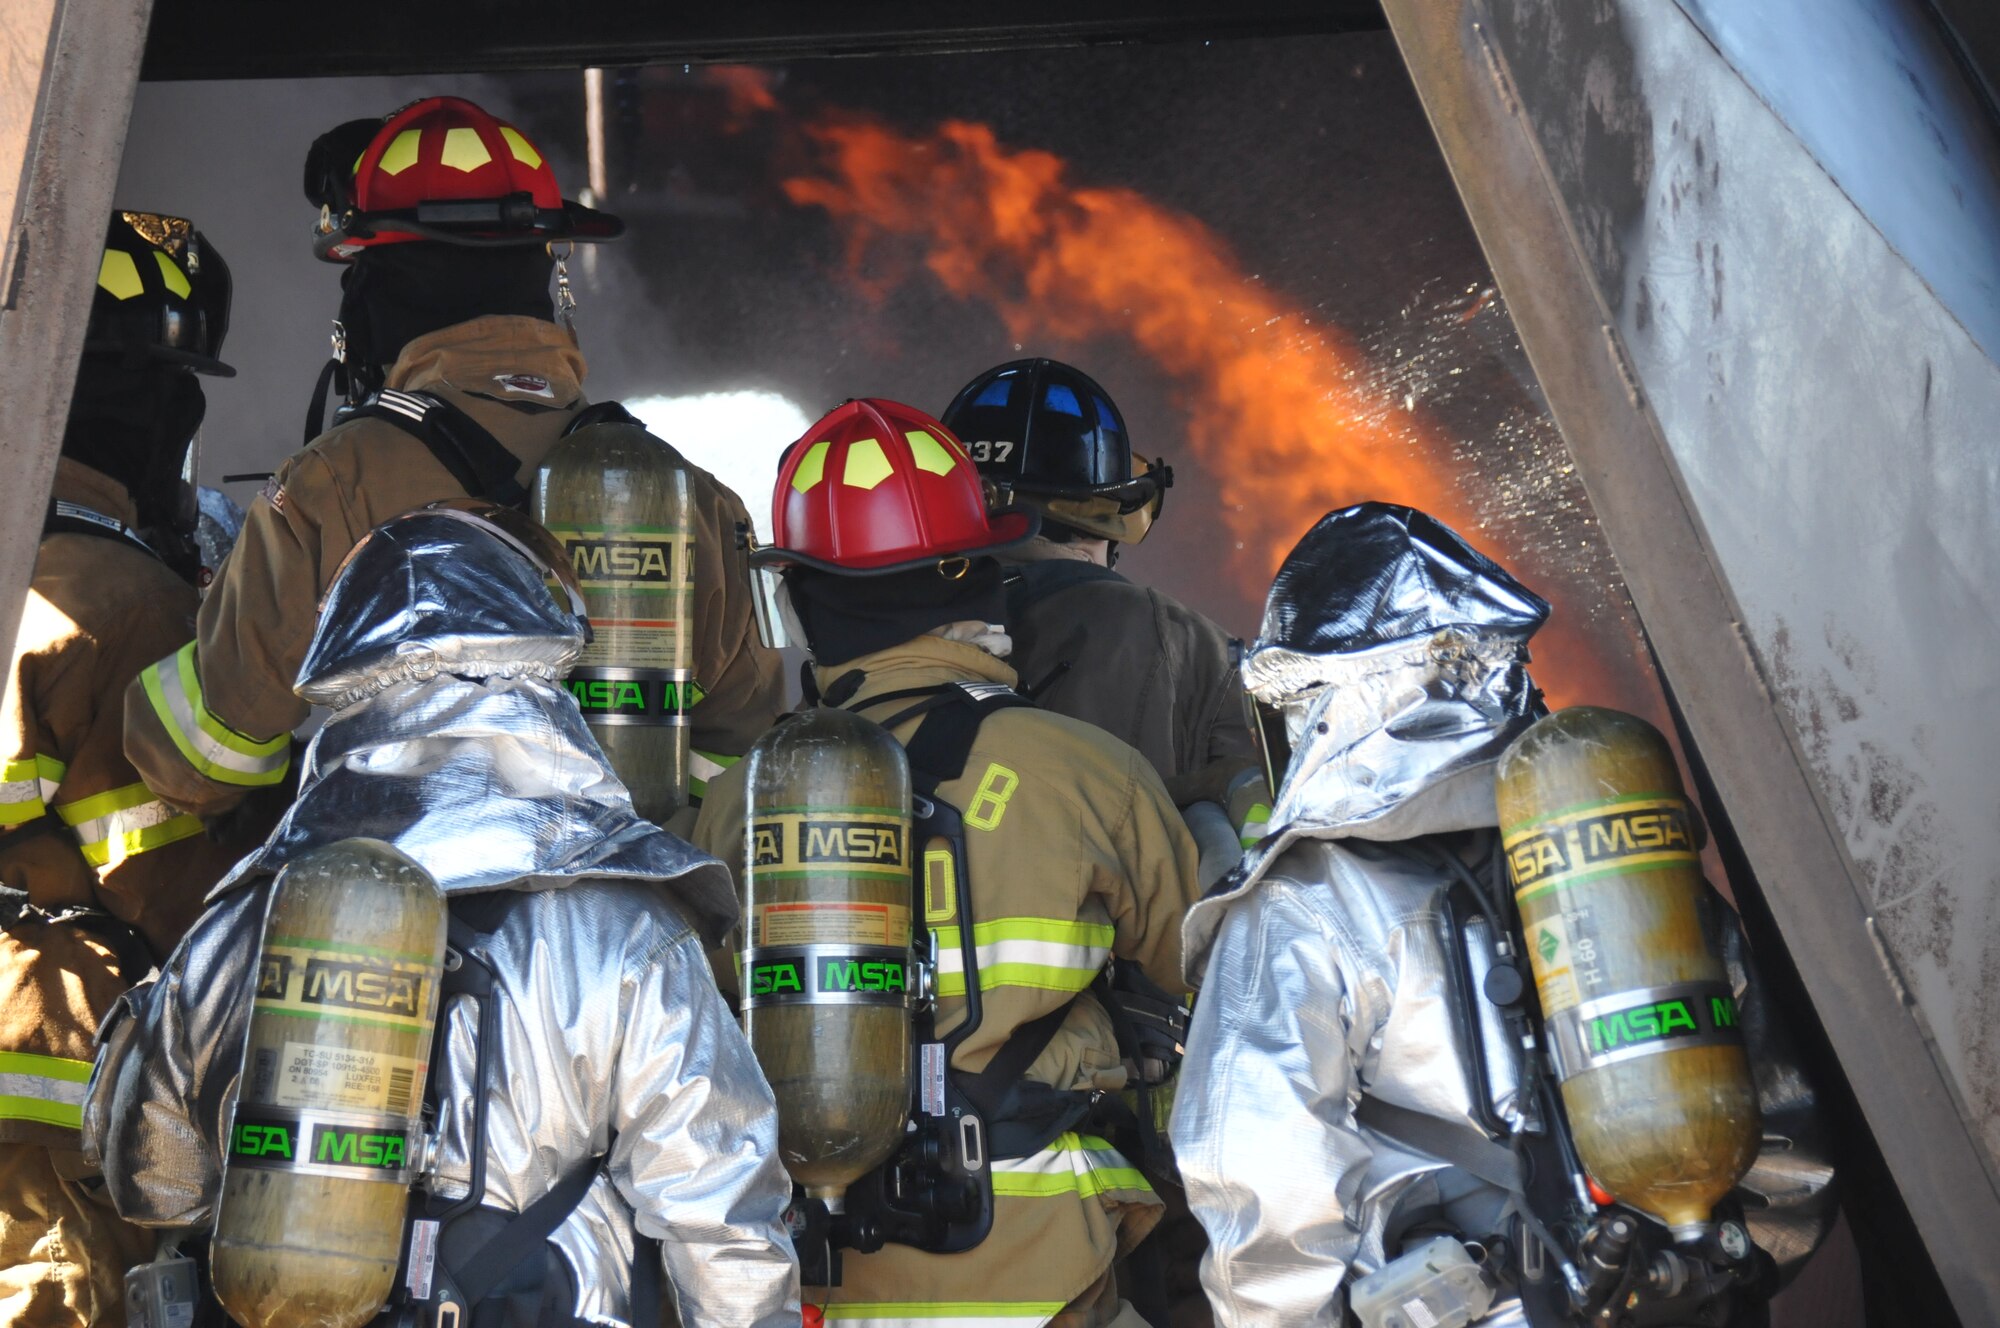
[623, 391, 811, 540]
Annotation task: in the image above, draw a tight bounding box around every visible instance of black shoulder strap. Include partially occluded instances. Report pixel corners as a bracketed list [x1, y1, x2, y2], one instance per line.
[42, 499, 161, 562]
[351, 389, 530, 509]
[409, 901, 609, 1317]
[898, 684, 1033, 791]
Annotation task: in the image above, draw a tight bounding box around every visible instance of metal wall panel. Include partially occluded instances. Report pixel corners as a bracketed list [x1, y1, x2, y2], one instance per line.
[1383, 0, 2000, 1317]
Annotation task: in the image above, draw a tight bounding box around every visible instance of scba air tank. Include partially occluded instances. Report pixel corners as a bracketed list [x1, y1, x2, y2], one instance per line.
[740, 708, 914, 1203]
[212, 838, 447, 1328]
[1495, 707, 1759, 1239]
[536, 420, 695, 822]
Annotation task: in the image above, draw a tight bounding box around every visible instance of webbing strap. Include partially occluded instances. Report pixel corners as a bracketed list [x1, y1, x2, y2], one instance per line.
[448, 1156, 605, 1308]
[353, 389, 529, 509]
[953, 1002, 1071, 1125]
[1352, 1094, 1525, 1194]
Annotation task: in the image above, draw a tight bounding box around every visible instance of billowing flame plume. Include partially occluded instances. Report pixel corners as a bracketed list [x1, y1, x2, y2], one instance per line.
[720, 69, 1641, 712]
[782, 116, 1464, 583]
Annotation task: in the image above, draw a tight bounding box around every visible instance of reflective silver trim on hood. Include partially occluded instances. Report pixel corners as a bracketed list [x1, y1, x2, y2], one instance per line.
[1184, 504, 1548, 981]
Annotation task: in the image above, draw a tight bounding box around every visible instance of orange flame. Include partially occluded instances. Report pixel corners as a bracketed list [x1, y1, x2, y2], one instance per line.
[782, 116, 1467, 584]
[757, 85, 1648, 715]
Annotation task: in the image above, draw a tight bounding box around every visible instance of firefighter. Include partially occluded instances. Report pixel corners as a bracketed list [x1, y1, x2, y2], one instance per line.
[86, 505, 799, 1327]
[941, 359, 1268, 843]
[122, 95, 783, 822]
[695, 399, 1202, 1327]
[0, 212, 258, 1328]
[1169, 504, 1834, 1327]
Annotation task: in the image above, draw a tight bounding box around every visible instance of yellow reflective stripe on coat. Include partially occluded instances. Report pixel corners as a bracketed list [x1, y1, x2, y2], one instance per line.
[0, 1050, 93, 1130]
[139, 642, 289, 786]
[55, 782, 203, 870]
[1238, 801, 1272, 850]
[990, 1132, 1153, 1202]
[820, 1303, 1066, 1326]
[0, 755, 64, 827]
[930, 917, 1114, 997]
[689, 749, 737, 800]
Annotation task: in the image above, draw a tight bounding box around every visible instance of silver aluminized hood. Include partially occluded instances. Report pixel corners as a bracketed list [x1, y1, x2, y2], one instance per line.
[216, 507, 734, 939]
[1185, 504, 1549, 978]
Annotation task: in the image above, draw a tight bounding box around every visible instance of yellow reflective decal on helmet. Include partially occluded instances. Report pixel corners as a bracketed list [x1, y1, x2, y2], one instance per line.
[905, 430, 957, 476]
[500, 126, 543, 169]
[153, 250, 191, 298]
[791, 440, 832, 494]
[842, 438, 893, 490]
[377, 128, 423, 177]
[97, 250, 144, 301]
[440, 126, 493, 172]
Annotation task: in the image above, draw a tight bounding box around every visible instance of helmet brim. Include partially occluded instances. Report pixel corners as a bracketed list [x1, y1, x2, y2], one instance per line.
[314, 197, 626, 262]
[749, 504, 1040, 576]
[80, 339, 237, 378]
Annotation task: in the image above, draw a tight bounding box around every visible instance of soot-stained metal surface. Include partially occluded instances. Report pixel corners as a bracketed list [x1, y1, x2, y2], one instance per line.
[1390, 0, 1997, 1318]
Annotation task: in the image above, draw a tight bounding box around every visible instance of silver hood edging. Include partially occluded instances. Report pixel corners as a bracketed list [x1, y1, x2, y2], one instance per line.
[86, 509, 797, 1326]
[1182, 502, 1548, 984]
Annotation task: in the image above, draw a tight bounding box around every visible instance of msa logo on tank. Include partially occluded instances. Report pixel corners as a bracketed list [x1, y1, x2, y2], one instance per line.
[1503, 796, 1698, 901]
[565, 669, 703, 725]
[1545, 980, 1745, 1079]
[256, 941, 430, 1029]
[742, 944, 911, 1008]
[228, 1109, 419, 1180]
[749, 810, 909, 878]
[557, 528, 692, 588]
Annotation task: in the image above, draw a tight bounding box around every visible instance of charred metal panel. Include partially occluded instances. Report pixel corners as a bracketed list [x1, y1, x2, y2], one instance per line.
[1383, 0, 2000, 1318]
[0, 0, 153, 701]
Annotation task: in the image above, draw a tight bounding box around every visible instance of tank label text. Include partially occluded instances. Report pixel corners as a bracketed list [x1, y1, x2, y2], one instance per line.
[754, 900, 912, 948]
[740, 943, 913, 1010]
[547, 525, 695, 674]
[1502, 794, 1699, 902]
[225, 1107, 420, 1183]
[255, 940, 438, 1033]
[251, 1041, 426, 1116]
[748, 809, 910, 880]
[1544, 980, 1744, 1080]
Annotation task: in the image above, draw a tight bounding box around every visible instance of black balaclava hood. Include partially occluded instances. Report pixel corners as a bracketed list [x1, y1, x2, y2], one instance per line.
[339, 242, 555, 385]
[60, 356, 205, 531]
[787, 559, 1008, 668]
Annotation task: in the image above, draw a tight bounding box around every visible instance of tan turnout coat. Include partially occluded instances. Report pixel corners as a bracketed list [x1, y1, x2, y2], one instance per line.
[123, 316, 784, 818]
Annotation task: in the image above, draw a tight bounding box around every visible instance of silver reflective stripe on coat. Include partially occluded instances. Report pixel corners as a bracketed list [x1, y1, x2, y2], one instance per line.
[0, 756, 63, 827]
[0, 1051, 92, 1131]
[56, 781, 204, 871]
[139, 642, 290, 786]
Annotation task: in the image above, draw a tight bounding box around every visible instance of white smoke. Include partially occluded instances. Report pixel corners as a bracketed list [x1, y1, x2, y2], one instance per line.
[624, 390, 810, 538]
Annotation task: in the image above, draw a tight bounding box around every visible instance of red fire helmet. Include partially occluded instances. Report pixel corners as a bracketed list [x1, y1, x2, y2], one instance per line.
[755, 399, 1039, 575]
[306, 96, 623, 262]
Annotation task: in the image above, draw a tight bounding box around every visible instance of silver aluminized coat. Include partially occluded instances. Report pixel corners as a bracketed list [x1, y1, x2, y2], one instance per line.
[1169, 504, 1830, 1326]
[85, 510, 798, 1327]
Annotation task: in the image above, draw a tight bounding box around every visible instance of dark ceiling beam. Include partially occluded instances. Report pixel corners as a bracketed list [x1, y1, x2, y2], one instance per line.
[141, 1, 1386, 81]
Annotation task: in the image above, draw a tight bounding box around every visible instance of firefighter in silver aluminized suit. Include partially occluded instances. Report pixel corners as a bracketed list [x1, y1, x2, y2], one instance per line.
[1168, 504, 1833, 1328]
[84, 505, 799, 1327]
